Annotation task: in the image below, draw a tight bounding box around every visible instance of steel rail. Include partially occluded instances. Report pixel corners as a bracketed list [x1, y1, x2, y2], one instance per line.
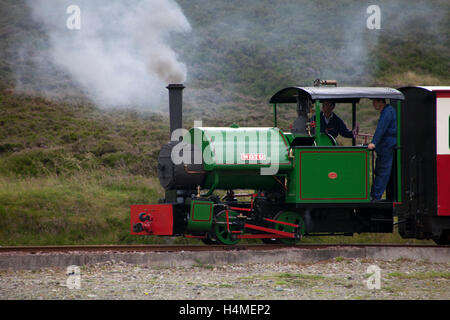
[0, 243, 445, 254]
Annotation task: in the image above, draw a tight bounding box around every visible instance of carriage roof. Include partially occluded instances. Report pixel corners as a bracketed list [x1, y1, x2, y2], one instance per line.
[269, 86, 405, 104]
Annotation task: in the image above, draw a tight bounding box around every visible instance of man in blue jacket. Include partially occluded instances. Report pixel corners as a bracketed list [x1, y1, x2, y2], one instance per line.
[309, 100, 359, 140]
[368, 98, 397, 201]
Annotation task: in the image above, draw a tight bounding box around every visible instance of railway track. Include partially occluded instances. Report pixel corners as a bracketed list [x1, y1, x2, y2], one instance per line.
[0, 243, 444, 254]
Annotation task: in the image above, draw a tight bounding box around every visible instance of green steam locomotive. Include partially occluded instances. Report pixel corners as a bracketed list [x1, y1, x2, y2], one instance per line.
[130, 82, 450, 245]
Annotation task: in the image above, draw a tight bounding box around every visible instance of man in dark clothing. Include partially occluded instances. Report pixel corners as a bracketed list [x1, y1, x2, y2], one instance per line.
[310, 100, 358, 139]
[368, 98, 397, 201]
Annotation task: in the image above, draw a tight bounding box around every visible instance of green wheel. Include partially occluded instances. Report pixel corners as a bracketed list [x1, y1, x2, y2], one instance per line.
[273, 211, 305, 245]
[213, 210, 241, 245]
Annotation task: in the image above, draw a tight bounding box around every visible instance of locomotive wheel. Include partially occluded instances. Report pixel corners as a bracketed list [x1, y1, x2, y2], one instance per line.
[433, 230, 450, 245]
[273, 211, 305, 245]
[201, 234, 219, 245]
[213, 210, 241, 245]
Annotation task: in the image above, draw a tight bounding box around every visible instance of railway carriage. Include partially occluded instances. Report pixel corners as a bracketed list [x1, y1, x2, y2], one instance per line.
[130, 83, 450, 245]
[396, 86, 450, 244]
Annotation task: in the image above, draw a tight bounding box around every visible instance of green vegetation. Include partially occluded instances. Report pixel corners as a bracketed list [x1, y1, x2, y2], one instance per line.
[0, 0, 448, 244]
[0, 93, 168, 178]
[0, 91, 171, 244]
[387, 272, 450, 280]
[239, 273, 328, 289]
[0, 170, 166, 245]
[277, 273, 325, 280]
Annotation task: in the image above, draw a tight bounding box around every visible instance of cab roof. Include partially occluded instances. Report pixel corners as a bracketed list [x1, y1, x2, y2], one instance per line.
[269, 86, 405, 104]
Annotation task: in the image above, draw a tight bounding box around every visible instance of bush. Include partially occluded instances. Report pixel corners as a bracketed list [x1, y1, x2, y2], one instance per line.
[0, 143, 24, 153]
[0, 148, 98, 177]
[101, 152, 137, 168]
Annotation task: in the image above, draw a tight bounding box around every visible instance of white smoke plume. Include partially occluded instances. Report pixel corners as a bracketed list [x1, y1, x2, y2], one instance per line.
[24, 0, 191, 108]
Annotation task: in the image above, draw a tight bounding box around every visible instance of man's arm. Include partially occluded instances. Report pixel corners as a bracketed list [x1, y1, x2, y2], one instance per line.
[336, 117, 354, 138]
[371, 109, 392, 146]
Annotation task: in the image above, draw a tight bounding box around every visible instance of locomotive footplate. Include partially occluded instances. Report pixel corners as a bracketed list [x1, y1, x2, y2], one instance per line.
[295, 201, 395, 209]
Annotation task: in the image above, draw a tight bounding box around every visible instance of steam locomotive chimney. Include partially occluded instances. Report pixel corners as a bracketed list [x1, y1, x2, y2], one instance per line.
[167, 83, 185, 138]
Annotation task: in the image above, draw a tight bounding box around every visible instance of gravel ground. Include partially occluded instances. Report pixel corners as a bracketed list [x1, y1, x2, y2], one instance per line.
[0, 257, 449, 300]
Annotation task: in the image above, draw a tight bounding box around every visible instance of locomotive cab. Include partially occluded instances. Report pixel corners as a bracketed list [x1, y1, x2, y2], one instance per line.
[269, 86, 404, 206]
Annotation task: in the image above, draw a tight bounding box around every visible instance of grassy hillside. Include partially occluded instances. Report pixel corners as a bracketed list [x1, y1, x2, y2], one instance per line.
[0, 172, 164, 245]
[0, 0, 447, 245]
[175, 0, 450, 97]
[0, 92, 169, 177]
[1, 1, 448, 103]
[0, 91, 174, 244]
